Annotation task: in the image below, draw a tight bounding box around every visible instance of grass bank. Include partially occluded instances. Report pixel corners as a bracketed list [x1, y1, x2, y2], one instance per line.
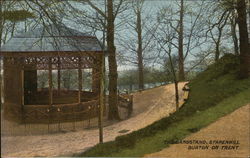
[75, 54, 250, 157]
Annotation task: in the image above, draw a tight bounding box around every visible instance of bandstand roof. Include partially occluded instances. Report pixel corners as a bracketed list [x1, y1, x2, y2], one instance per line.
[0, 24, 103, 52]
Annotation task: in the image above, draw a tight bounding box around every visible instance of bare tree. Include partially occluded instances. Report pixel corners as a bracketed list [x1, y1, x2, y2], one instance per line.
[79, 0, 128, 120]
[178, 0, 185, 81]
[117, 0, 158, 91]
[106, 0, 119, 120]
[209, 0, 249, 77]
[156, 1, 208, 80]
[154, 29, 180, 110]
[1, 1, 35, 46]
[236, 0, 249, 78]
[230, 10, 239, 55]
[134, 0, 144, 90]
[148, 10, 181, 109]
[207, 11, 230, 61]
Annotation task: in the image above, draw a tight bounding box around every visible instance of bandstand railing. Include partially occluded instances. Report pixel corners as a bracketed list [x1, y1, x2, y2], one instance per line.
[22, 100, 99, 132]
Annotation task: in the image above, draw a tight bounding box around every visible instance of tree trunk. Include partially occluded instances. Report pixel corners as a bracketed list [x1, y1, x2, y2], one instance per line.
[237, 0, 250, 78]
[231, 14, 239, 55]
[215, 29, 222, 62]
[0, 0, 3, 106]
[174, 80, 179, 111]
[167, 49, 179, 111]
[215, 43, 220, 61]
[136, 9, 144, 91]
[98, 53, 105, 143]
[107, 0, 120, 120]
[0, 0, 2, 47]
[178, 0, 185, 81]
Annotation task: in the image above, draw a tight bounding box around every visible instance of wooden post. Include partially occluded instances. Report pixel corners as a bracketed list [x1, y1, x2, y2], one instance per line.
[48, 57, 53, 133]
[48, 57, 53, 106]
[57, 57, 61, 95]
[78, 57, 82, 103]
[98, 54, 104, 143]
[92, 68, 95, 93]
[128, 95, 133, 118]
[99, 1, 106, 142]
[21, 70, 24, 106]
[21, 70, 25, 123]
[174, 81, 179, 111]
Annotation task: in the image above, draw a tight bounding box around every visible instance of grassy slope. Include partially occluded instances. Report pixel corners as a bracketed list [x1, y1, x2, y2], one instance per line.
[76, 54, 250, 157]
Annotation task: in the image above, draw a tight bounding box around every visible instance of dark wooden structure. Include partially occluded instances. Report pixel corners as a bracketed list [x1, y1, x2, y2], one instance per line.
[0, 24, 104, 123]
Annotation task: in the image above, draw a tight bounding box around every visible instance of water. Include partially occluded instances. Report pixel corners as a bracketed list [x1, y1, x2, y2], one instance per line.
[118, 82, 170, 93]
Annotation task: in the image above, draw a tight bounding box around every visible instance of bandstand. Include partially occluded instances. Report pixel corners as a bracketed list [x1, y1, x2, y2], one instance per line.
[0, 24, 104, 124]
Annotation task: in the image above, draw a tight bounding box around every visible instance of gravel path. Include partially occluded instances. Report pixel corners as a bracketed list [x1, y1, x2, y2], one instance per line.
[146, 104, 250, 158]
[1, 82, 186, 157]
